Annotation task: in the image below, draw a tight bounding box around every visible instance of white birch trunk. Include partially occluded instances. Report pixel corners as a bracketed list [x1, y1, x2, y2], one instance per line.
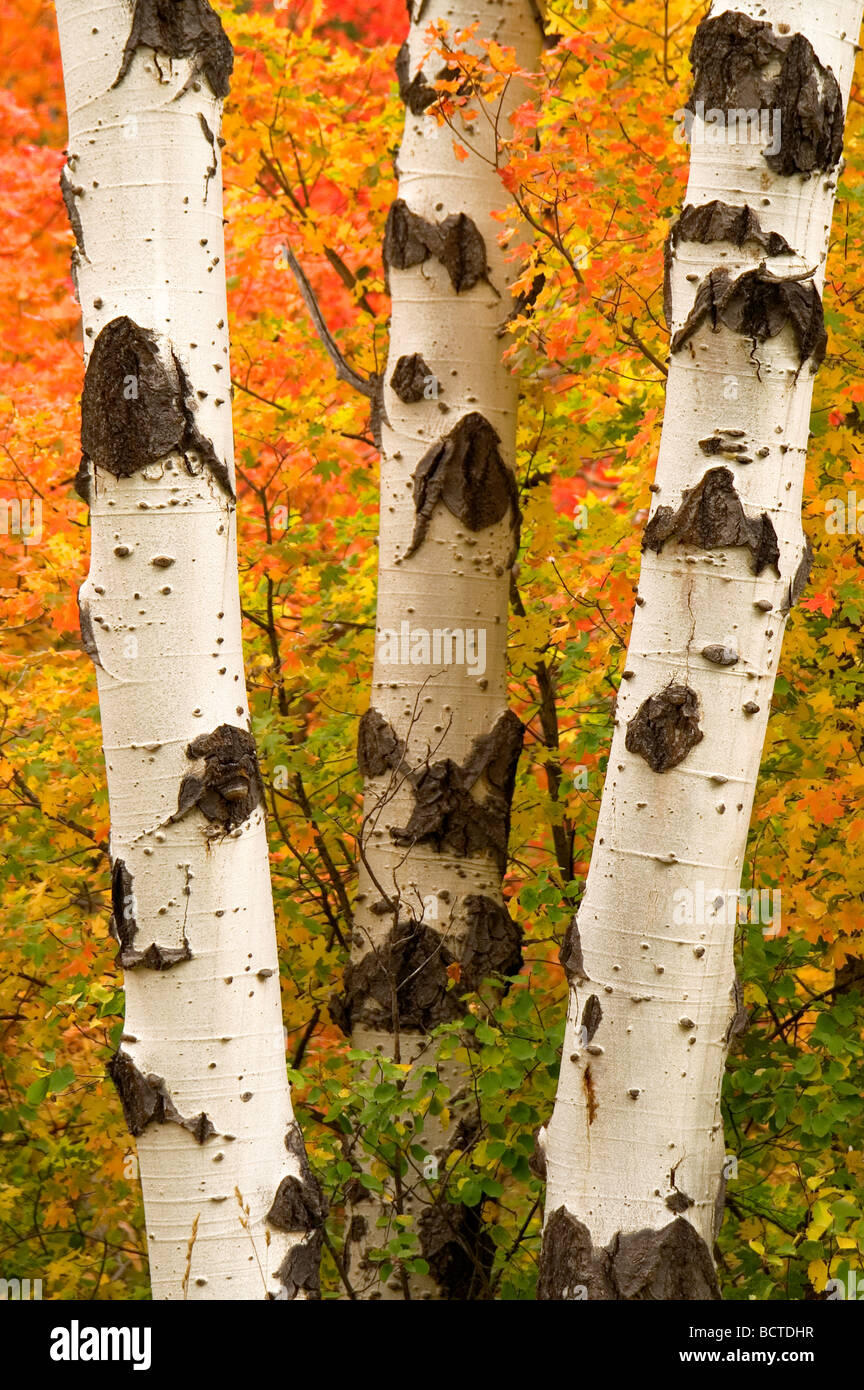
[55, 0, 322, 1300]
[539, 0, 863, 1299]
[340, 0, 541, 1298]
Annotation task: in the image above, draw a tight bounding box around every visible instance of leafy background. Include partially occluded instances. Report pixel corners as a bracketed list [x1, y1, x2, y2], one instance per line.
[0, 0, 862, 1298]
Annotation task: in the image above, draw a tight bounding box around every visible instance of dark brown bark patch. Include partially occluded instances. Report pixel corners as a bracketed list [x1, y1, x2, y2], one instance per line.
[59, 168, 87, 258]
[701, 644, 739, 666]
[666, 1190, 695, 1214]
[391, 710, 524, 868]
[335, 898, 519, 1035]
[672, 266, 827, 370]
[73, 456, 93, 506]
[698, 428, 751, 461]
[390, 352, 436, 404]
[108, 1049, 215, 1142]
[538, 1207, 720, 1300]
[384, 198, 489, 293]
[559, 916, 587, 984]
[625, 684, 703, 774]
[461, 893, 522, 986]
[687, 12, 844, 176]
[177, 724, 264, 831]
[504, 270, 545, 331]
[672, 201, 793, 258]
[397, 42, 436, 113]
[266, 1175, 327, 1233]
[81, 316, 233, 495]
[529, 1126, 547, 1180]
[331, 919, 459, 1035]
[356, 708, 405, 779]
[114, 0, 234, 99]
[642, 466, 780, 576]
[418, 1202, 494, 1300]
[110, 858, 192, 971]
[267, 1123, 328, 1252]
[580, 994, 603, 1044]
[780, 537, 813, 614]
[725, 973, 750, 1043]
[405, 412, 519, 559]
[670, 208, 785, 305]
[537, 1207, 616, 1300]
[197, 112, 218, 198]
[77, 592, 101, 668]
[665, 201, 792, 324]
[271, 1232, 322, 1301]
[614, 1219, 719, 1299]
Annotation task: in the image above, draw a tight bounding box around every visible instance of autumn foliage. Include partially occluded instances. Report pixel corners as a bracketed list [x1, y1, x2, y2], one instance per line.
[1, 0, 862, 1299]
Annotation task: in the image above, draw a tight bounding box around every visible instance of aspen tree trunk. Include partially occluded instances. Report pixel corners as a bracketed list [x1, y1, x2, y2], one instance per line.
[55, 0, 322, 1300]
[338, 0, 541, 1299]
[538, 0, 863, 1300]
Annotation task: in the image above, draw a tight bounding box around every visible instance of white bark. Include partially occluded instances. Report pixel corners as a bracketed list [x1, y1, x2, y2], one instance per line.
[540, 0, 862, 1299]
[55, 0, 319, 1300]
[342, 0, 541, 1298]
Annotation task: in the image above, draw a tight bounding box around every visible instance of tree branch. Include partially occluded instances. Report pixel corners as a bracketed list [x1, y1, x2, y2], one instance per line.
[281, 244, 377, 400]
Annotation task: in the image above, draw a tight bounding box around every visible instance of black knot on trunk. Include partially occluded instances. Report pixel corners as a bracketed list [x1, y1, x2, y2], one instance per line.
[687, 11, 844, 176]
[177, 724, 264, 830]
[672, 265, 826, 371]
[642, 467, 780, 576]
[114, 0, 234, 99]
[405, 411, 520, 558]
[625, 683, 703, 773]
[81, 316, 233, 494]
